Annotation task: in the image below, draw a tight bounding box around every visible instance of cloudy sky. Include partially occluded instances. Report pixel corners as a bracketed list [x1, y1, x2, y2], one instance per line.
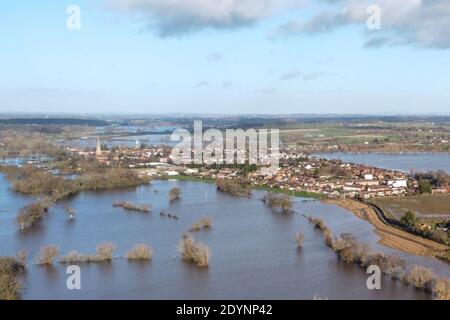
[0, 0, 449, 114]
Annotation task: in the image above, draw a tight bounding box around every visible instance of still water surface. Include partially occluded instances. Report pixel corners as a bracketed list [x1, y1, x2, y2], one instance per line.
[1, 175, 449, 299]
[315, 152, 450, 173]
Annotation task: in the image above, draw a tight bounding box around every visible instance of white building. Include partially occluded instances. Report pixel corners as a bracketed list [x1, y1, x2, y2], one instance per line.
[387, 179, 408, 188]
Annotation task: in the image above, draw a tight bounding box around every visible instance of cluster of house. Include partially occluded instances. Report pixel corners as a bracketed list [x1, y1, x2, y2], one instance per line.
[142, 153, 416, 199]
[67, 140, 448, 199]
[247, 155, 412, 199]
[66, 137, 172, 168]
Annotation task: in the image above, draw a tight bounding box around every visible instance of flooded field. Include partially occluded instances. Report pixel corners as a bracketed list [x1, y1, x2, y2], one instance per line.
[315, 152, 450, 173]
[1, 176, 449, 299]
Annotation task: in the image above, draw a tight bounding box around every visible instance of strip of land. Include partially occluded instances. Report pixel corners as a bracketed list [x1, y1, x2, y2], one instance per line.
[324, 198, 448, 258]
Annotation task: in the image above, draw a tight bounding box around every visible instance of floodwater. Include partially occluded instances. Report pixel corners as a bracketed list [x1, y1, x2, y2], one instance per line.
[315, 152, 450, 173]
[59, 134, 176, 149]
[1, 175, 449, 300]
[60, 124, 179, 149]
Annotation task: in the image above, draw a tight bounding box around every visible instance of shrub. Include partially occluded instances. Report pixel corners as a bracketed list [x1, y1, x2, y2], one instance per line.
[432, 229, 449, 244]
[113, 201, 151, 213]
[0, 274, 23, 300]
[16, 201, 49, 230]
[177, 233, 210, 267]
[190, 217, 212, 231]
[332, 234, 367, 264]
[59, 242, 118, 264]
[216, 178, 251, 197]
[4, 166, 151, 204]
[16, 250, 28, 265]
[308, 221, 449, 299]
[263, 193, 293, 212]
[0, 256, 26, 299]
[295, 231, 304, 248]
[169, 187, 181, 201]
[59, 251, 91, 264]
[96, 242, 117, 261]
[36, 245, 59, 265]
[322, 228, 334, 248]
[363, 253, 406, 279]
[307, 216, 334, 247]
[432, 278, 450, 300]
[403, 265, 436, 291]
[0, 257, 26, 277]
[419, 180, 432, 194]
[308, 216, 327, 231]
[126, 244, 153, 261]
[400, 210, 417, 227]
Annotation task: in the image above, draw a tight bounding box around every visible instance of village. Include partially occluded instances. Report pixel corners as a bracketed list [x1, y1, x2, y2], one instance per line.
[64, 138, 449, 200]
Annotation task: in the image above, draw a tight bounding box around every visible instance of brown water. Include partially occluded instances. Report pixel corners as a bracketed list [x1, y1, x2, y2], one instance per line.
[1, 175, 449, 300]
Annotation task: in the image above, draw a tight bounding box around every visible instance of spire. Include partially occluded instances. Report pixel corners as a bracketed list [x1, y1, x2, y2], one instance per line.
[96, 136, 102, 156]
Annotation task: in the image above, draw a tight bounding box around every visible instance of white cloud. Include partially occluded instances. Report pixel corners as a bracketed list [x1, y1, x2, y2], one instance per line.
[105, 0, 304, 37]
[272, 0, 450, 49]
[102, 0, 450, 48]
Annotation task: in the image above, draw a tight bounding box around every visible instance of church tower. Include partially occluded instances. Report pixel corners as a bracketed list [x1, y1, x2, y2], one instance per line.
[96, 136, 102, 156]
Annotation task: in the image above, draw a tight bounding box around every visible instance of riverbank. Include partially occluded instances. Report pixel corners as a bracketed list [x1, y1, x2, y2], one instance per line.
[324, 199, 449, 259]
[155, 175, 322, 199]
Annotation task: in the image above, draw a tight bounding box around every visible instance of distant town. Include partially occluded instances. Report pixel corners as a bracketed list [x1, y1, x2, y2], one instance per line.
[60, 136, 449, 200]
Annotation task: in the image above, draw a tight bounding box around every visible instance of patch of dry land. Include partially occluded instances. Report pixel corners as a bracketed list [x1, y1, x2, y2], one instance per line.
[324, 199, 448, 258]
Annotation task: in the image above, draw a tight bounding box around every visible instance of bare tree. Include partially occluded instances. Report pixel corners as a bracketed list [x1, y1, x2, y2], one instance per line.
[169, 187, 182, 202]
[177, 233, 210, 267]
[126, 244, 153, 261]
[190, 217, 212, 231]
[295, 231, 304, 248]
[36, 245, 59, 265]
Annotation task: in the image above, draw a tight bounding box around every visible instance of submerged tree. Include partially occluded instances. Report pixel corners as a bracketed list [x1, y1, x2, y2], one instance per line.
[169, 187, 182, 202]
[215, 178, 252, 197]
[177, 233, 210, 267]
[263, 193, 293, 212]
[295, 231, 304, 248]
[36, 245, 59, 266]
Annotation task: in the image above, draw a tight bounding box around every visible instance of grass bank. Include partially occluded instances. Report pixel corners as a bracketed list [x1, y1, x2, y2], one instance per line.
[156, 175, 322, 199]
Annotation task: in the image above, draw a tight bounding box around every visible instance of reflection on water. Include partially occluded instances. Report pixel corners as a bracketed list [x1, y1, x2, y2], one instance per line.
[1, 175, 448, 299]
[315, 152, 450, 173]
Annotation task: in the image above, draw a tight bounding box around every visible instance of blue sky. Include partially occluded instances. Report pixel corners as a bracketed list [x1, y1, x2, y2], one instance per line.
[0, 0, 449, 115]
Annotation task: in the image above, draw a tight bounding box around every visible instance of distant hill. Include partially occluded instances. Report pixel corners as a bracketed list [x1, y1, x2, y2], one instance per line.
[0, 118, 109, 126]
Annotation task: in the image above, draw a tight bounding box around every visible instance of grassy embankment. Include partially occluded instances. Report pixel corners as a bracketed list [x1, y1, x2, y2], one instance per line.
[157, 175, 322, 199]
